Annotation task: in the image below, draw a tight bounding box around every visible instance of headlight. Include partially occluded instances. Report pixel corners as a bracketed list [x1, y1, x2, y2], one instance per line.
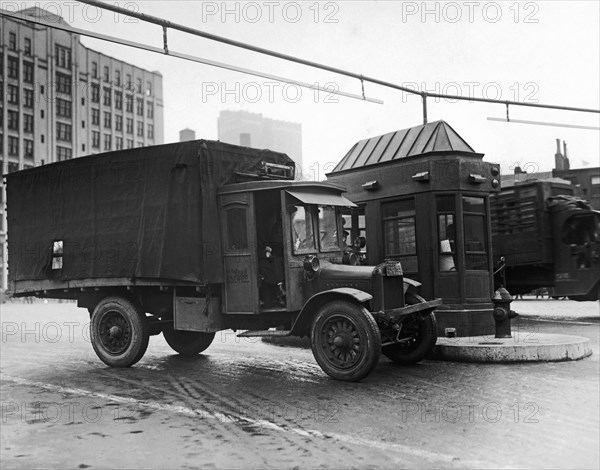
[304, 255, 320, 275]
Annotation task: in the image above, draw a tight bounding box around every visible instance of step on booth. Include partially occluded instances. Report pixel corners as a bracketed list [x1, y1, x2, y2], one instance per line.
[327, 120, 501, 336]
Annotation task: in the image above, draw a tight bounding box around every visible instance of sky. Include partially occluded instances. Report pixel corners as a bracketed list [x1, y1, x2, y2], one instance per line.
[10, 0, 600, 177]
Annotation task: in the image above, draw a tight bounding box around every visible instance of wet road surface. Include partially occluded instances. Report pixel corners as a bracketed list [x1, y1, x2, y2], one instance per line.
[1, 300, 599, 469]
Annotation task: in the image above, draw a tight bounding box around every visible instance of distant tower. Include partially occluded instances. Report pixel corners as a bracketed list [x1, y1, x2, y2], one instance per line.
[180, 128, 196, 142]
[554, 138, 570, 170]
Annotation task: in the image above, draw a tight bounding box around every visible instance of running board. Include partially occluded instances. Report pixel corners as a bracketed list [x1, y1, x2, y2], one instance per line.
[237, 330, 291, 338]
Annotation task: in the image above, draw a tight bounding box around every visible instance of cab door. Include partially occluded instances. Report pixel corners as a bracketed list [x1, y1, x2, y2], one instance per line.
[220, 192, 259, 314]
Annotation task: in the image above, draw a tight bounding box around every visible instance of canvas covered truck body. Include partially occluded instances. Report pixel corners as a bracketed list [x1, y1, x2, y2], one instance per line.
[6, 140, 440, 381]
[490, 179, 600, 300]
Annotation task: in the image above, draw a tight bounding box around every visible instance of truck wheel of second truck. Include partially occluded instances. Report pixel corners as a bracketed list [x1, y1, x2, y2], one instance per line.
[90, 296, 150, 367]
[163, 325, 215, 356]
[311, 300, 381, 382]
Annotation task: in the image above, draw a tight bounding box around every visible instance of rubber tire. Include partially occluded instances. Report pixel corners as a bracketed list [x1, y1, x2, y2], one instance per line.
[90, 296, 150, 368]
[163, 324, 215, 356]
[311, 300, 381, 382]
[382, 293, 438, 365]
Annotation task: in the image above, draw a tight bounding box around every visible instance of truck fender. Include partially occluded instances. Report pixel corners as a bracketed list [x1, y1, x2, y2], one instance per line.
[289, 288, 373, 337]
[403, 277, 421, 294]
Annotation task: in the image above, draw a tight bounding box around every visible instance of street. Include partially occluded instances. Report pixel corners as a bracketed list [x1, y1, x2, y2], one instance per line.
[1, 299, 599, 469]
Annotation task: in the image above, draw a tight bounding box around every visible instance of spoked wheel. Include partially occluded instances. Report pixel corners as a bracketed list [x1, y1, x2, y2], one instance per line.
[382, 293, 438, 365]
[91, 296, 150, 367]
[163, 324, 215, 356]
[311, 300, 381, 382]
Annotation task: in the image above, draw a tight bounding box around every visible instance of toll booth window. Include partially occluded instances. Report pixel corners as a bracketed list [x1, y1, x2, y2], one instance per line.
[463, 196, 488, 270]
[341, 207, 367, 262]
[437, 195, 456, 272]
[318, 206, 340, 252]
[226, 207, 248, 250]
[291, 205, 316, 254]
[382, 199, 417, 274]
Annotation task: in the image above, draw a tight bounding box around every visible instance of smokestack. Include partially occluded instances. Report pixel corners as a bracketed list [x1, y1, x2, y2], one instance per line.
[563, 141, 568, 158]
[555, 138, 566, 171]
[563, 140, 570, 170]
[556, 138, 561, 154]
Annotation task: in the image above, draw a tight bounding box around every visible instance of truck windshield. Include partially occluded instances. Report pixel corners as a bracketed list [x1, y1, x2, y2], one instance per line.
[291, 205, 316, 254]
[319, 206, 340, 252]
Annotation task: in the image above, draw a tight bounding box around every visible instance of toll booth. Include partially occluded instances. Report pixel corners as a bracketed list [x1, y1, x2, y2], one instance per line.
[327, 120, 501, 336]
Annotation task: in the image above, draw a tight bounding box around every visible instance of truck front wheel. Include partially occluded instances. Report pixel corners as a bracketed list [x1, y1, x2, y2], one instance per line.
[311, 300, 381, 382]
[382, 293, 437, 365]
[90, 296, 150, 367]
[163, 325, 215, 356]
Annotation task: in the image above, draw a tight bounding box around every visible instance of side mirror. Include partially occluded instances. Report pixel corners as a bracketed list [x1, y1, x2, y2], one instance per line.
[353, 236, 366, 250]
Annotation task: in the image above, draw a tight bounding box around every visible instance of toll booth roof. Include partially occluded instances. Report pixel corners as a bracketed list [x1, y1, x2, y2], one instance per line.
[332, 120, 478, 173]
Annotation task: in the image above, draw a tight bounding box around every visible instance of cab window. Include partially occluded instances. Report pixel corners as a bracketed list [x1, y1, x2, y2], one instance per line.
[318, 206, 340, 252]
[291, 205, 316, 254]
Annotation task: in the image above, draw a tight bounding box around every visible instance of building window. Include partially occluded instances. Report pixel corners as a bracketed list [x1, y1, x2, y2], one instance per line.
[115, 70, 121, 86]
[56, 98, 72, 118]
[137, 141, 144, 148]
[104, 134, 112, 151]
[8, 85, 19, 104]
[137, 121, 144, 137]
[136, 98, 144, 116]
[24, 139, 34, 158]
[126, 139, 134, 149]
[115, 114, 123, 131]
[115, 136, 123, 150]
[55, 45, 72, 68]
[56, 72, 72, 95]
[103, 87, 111, 106]
[382, 198, 418, 275]
[0, 107, 3, 127]
[41, 110, 44, 119]
[24, 89, 34, 108]
[91, 108, 100, 125]
[92, 61, 98, 78]
[92, 131, 100, 148]
[91, 83, 100, 103]
[24, 114, 34, 133]
[57, 123, 72, 142]
[146, 101, 154, 119]
[126, 118, 133, 134]
[8, 57, 19, 79]
[8, 137, 19, 156]
[147, 124, 154, 139]
[57, 146, 72, 161]
[591, 176, 600, 197]
[82, 120, 85, 128]
[24, 37, 32, 55]
[136, 78, 142, 93]
[125, 95, 133, 113]
[126, 74, 132, 89]
[104, 112, 111, 129]
[115, 91, 123, 110]
[146, 81, 152, 96]
[8, 162, 20, 173]
[23, 62, 34, 83]
[103, 66, 109, 82]
[9, 32, 17, 51]
[8, 110, 19, 130]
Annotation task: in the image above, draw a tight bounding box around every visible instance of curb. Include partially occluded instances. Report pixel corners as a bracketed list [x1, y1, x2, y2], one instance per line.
[434, 333, 592, 363]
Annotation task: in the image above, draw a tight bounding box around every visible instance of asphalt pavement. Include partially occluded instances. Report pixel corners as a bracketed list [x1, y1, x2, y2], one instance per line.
[1, 299, 599, 469]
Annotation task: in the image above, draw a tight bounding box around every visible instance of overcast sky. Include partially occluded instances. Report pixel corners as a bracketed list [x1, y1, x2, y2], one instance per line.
[15, 0, 600, 177]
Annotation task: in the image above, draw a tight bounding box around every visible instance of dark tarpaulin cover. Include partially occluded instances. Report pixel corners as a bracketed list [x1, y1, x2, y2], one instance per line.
[7, 140, 293, 288]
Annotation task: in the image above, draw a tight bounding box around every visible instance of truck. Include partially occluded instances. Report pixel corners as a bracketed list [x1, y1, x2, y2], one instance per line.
[5, 140, 441, 382]
[490, 178, 600, 300]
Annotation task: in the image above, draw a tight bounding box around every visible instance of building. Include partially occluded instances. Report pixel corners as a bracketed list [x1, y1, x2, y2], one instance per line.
[500, 139, 599, 210]
[0, 7, 165, 293]
[218, 110, 302, 168]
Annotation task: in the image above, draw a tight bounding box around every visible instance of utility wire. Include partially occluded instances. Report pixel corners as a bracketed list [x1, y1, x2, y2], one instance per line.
[74, 0, 600, 122]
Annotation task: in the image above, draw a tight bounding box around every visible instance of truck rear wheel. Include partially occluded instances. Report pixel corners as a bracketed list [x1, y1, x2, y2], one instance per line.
[163, 325, 215, 356]
[382, 293, 437, 365]
[311, 300, 381, 382]
[90, 296, 150, 367]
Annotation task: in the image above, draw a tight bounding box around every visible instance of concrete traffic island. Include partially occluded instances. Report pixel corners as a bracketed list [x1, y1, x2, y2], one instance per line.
[434, 333, 592, 363]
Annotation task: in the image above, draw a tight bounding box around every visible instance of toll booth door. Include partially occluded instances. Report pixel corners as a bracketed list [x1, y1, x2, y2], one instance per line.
[220, 193, 259, 314]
